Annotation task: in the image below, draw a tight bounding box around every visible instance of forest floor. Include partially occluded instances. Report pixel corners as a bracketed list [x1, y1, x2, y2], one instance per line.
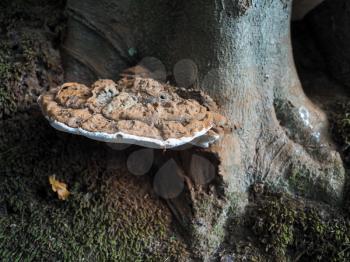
[0, 1, 188, 261]
[1, 1, 350, 261]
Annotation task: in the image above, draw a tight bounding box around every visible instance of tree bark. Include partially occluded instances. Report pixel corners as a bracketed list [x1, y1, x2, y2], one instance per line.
[62, 0, 345, 259]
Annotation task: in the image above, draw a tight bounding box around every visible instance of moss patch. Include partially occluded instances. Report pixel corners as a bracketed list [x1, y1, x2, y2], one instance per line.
[330, 101, 350, 165]
[0, 41, 17, 118]
[0, 113, 188, 261]
[188, 190, 226, 259]
[0, 0, 65, 119]
[245, 186, 350, 261]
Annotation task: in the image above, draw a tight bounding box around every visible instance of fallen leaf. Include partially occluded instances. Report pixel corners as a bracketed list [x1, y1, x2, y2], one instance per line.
[49, 175, 70, 200]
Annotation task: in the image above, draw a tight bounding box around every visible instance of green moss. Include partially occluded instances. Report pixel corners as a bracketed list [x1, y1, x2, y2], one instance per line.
[229, 241, 267, 262]
[246, 187, 350, 261]
[330, 101, 350, 165]
[328, 100, 350, 212]
[0, 41, 17, 118]
[0, 0, 65, 119]
[0, 114, 188, 261]
[185, 192, 223, 259]
[0, 87, 16, 118]
[286, 159, 345, 206]
[288, 166, 311, 195]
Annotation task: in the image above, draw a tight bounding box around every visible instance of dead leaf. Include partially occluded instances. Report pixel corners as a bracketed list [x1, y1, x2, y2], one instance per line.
[49, 175, 70, 200]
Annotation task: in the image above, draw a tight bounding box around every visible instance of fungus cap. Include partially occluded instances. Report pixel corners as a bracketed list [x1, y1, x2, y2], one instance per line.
[38, 77, 226, 149]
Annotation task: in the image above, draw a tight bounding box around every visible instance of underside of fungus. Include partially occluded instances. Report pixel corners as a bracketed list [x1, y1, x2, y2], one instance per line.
[38, 76, 227, 149]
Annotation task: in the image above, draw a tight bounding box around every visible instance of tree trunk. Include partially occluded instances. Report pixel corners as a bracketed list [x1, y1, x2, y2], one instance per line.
[62, 0, 345, 259]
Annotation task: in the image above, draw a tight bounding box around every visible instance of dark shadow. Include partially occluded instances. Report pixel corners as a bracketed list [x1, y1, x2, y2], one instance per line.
[291, 0, 350, 108]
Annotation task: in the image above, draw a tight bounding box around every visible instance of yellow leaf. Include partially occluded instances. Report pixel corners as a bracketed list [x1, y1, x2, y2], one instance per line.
[49, 175, 70, 200]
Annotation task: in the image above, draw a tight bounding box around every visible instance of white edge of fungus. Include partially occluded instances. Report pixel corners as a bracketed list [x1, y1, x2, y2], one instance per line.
[46, 117, 217, 149]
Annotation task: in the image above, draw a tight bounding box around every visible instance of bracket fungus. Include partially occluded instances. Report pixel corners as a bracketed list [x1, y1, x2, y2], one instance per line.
[38, 75, 227, 149]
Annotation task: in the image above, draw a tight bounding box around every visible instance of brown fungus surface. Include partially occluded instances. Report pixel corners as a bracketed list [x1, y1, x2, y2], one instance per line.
[38, 76, 227, 148]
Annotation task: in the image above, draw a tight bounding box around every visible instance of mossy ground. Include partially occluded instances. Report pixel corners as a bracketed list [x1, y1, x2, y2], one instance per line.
[0, 40, 17, 118]
[0, 0, 64, 119]
[246, 187, 350, 261]
[0, 113, 188, 261]
[330, 101, 350, 165]
[220, 183, 350, 262]
[1, 1, 350, 261]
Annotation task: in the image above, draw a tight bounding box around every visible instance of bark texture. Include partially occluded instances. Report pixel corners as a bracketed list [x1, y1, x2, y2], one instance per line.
[62, 0, 345, 259]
